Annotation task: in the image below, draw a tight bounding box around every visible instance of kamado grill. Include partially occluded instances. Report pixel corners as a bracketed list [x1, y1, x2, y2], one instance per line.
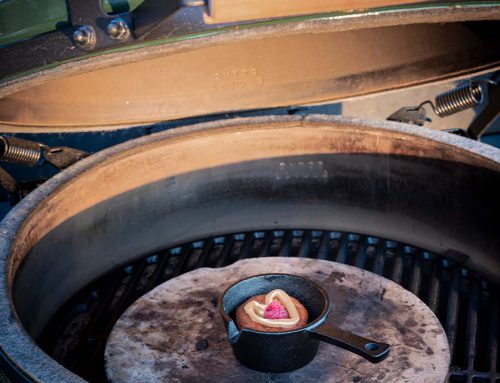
[1, 1, 500, 383]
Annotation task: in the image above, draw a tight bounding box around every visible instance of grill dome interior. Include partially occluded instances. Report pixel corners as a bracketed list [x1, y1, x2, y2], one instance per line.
[1, 115, 500, 383]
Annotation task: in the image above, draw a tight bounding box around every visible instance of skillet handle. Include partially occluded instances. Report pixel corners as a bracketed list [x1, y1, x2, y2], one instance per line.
[309, 322, 390, 363]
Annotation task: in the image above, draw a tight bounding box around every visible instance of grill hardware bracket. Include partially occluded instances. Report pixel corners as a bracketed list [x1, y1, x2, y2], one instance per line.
[387, 76, 499, 139]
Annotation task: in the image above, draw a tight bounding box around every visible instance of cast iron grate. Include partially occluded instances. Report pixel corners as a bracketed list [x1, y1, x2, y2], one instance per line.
[38, 230, 500, 383]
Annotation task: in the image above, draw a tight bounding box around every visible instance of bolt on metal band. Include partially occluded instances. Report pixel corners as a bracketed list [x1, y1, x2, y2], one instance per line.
[73, 25, 97, 50]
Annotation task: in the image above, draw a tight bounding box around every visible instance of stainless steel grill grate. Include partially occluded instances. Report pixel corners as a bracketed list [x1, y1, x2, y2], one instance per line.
[39, 230, 500, 383]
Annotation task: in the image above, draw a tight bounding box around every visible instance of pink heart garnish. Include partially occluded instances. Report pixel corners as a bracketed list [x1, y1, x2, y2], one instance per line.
[264, 300, 289, 319]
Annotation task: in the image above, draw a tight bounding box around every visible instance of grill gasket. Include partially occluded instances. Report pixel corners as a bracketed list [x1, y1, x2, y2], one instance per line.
[38, 229, 500, 383]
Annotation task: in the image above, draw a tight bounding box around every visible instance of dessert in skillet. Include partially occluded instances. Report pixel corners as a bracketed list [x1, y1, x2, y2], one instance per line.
[235, 289, 308, 332]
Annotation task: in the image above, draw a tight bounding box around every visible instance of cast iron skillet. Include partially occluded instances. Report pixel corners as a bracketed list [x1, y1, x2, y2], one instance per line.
[219, 273, 390, 373]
